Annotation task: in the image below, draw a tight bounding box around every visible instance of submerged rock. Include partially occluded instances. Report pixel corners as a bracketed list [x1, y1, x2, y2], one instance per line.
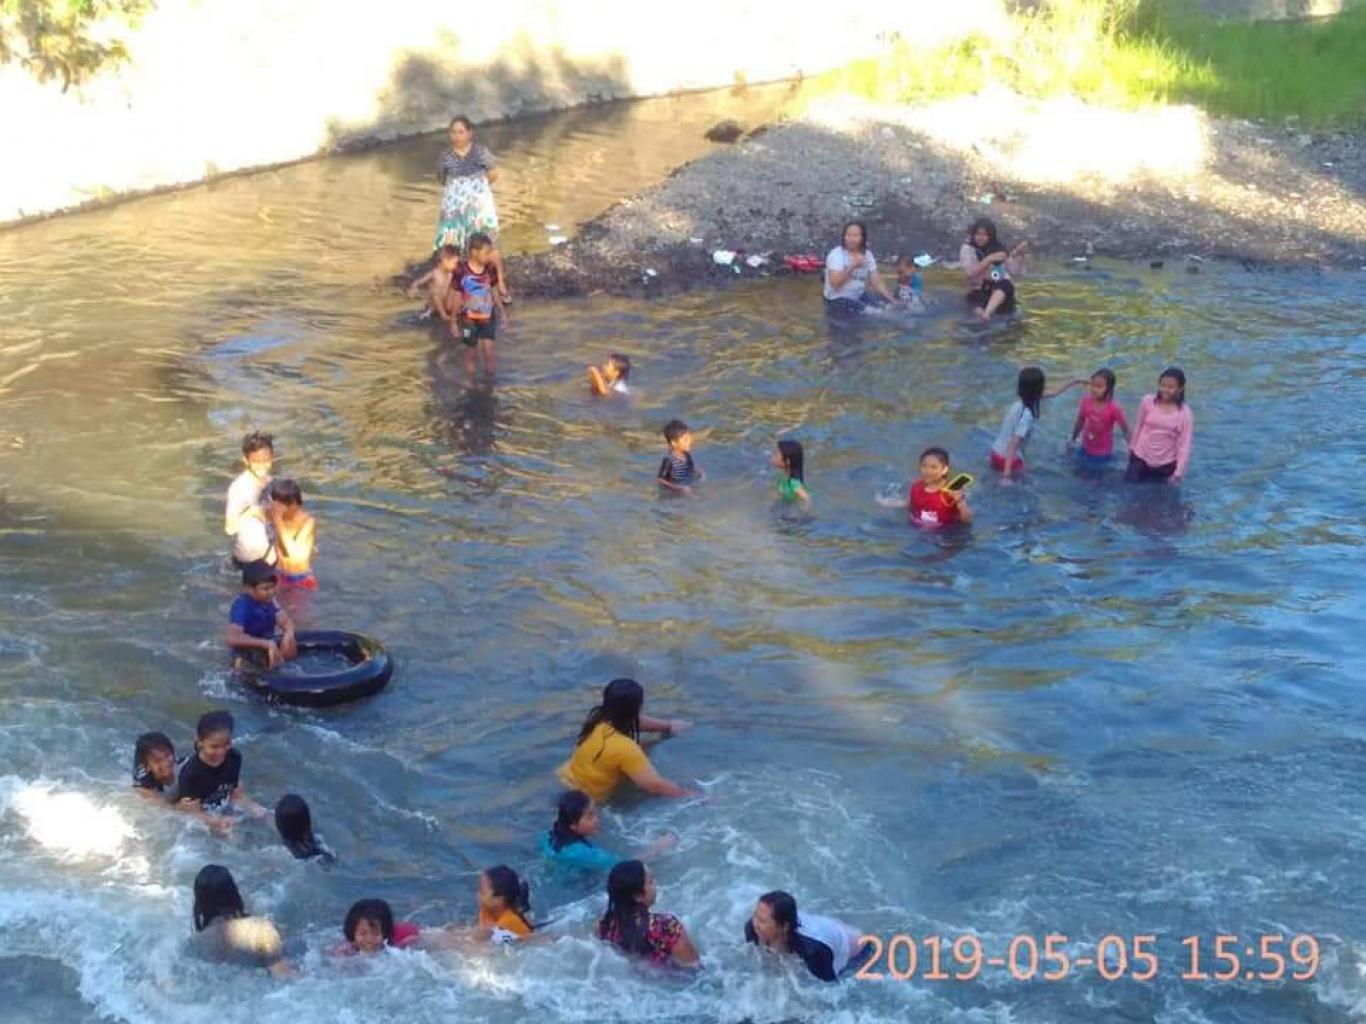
[704, 119, 744, 143]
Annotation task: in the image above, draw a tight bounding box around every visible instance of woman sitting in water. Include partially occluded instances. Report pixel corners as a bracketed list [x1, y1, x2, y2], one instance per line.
[191, 865, 291, 977]
[558, 678, 697, 803]
[597, 860, 699, 968]
[745, 890, 872, 982]
[822, 221, 896, 315]
[959, 217, 1028, 321]
[541, 789, 678, 872]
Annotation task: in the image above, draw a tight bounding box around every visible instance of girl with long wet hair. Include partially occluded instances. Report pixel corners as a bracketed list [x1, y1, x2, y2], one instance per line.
[558, 679, 697, 802]
[597, 860, 698, 967]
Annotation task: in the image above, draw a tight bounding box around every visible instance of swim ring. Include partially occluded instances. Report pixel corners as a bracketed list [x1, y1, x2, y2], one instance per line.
[239, 631, 393, 707]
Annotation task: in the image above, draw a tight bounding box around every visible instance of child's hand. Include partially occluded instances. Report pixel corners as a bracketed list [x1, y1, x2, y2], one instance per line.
[265, 641, 283, 668]
[665, 718, 693, 736]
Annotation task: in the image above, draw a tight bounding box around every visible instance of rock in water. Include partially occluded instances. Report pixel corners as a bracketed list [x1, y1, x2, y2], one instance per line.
[704, 119, 744, 144]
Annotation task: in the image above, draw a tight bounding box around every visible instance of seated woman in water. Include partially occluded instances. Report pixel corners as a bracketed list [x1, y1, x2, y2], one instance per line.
[745, 890, 872, 982]
[597, 860, 699, 968]
[823, 221, 896, 315]
[959, 217, 1028, 321]
[1126, 367, 1193, 484]
[191, 864, 291, 977]
[558, 678, 697, 803]
[772, 439, 811, 505]
[335, 898, 422, 954]
[541, 789, 678, 872]
[588, 353, 632, 396]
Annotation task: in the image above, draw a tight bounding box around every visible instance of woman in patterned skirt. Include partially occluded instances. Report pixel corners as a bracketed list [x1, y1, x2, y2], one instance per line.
[434, 115, 510, 301]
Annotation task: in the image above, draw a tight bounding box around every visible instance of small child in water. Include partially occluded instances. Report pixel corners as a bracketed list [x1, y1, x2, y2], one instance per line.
[132, 731, 180, 801]
[228, 562, 297, 668]
[990, 367, 1085, 481]
[657, 419, 702, 494]
[408, 244, 462, 324]
[269, 479, 316, 590]
[339, 899, 422, 954]
[275, 794, 336, 865]
[224, 431, 276, 569]
[456, 233, 501, 380]
[772, 439, 811, 504]
[478, 866, 534, 944]
[176, 710, 267, 819]
[541, 789, 678, 872]
[909, 447, 972, 528]
[895, 255, 926, 312]
[588, 353, 632, 396]
[1069, 368, 1130, 467]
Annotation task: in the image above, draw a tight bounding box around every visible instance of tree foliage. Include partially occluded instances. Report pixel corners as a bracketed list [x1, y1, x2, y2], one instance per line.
[0, 0, 151, 91]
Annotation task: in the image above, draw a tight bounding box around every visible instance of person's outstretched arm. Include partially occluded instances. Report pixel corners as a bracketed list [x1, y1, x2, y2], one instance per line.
[625, 762, 699, 799]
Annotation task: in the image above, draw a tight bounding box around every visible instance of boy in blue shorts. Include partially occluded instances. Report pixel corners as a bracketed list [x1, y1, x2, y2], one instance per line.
[227, 562, 297, 669]
[455, 233, 502, 380]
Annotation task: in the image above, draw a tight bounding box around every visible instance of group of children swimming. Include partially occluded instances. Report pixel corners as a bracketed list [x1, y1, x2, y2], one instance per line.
[133, 678, 870, 983]
[116, 212, 1201, 996]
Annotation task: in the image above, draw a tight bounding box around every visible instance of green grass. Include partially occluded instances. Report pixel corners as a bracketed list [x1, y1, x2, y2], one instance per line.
[810, 0, 1366, 127]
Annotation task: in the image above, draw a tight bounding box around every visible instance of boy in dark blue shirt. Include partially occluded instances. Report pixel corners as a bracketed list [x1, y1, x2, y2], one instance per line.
[228, 562, 297, 669]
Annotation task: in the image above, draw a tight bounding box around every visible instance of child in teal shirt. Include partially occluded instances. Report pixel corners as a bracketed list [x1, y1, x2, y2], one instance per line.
[540, 790, 677, 872]
[772, 439, 811, 504]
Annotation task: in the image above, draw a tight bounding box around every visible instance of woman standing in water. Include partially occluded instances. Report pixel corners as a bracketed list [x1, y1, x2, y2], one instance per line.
[434, 115, 510, 302]
[559, 678, 697, 803]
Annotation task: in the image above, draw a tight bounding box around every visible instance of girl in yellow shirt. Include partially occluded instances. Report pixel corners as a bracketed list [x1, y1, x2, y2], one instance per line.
[558, 678, 697, 803]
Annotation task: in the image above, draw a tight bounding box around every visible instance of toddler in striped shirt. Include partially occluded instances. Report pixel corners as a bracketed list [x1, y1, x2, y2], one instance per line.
[657, 419, 703, 494]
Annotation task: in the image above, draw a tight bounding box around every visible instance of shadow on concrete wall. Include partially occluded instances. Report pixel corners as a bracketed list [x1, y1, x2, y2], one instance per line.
[325, 41, 632, 150]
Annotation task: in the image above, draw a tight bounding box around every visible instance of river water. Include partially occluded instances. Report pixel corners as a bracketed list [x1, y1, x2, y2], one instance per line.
[1, 88, 1365, 1024]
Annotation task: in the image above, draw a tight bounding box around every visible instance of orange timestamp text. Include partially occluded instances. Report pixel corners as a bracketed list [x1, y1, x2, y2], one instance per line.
[854, 933, 1321, 983]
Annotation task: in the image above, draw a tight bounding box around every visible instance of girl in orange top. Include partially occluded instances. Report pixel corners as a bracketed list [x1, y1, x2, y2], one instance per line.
[558, 678, 697, 803]
[477, 866, 534, 944]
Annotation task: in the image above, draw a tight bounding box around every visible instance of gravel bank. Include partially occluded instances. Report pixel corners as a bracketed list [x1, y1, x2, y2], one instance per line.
[501, 92, 1366, 298]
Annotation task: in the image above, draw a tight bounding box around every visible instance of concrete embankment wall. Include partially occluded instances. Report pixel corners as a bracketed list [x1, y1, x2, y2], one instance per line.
[0, 0, 997, 225]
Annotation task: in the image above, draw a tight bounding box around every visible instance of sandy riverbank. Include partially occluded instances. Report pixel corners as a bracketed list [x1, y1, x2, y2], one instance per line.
[498, 91, 1366, 298]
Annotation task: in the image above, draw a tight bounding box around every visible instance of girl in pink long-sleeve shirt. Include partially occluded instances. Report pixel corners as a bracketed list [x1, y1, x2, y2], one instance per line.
[1126, 368, 1193, 484]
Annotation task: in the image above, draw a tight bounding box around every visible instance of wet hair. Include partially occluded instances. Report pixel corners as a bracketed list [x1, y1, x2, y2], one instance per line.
[549, 790, 594, 852]
[449, 114, 474, 132]
[576, 678, 644, 751]
[744, 889, 823, 965]
[242, 561, 277, 587]
[1091, 368, 1117, 401]
[663, 419, 690, 446]
[919, 446, 950, 466]
[777, 439, 805, 483]
[1158, 366, 1187, 407]
[598, 859, 651, 956]
[134, 731, 173, 773]
[484, 865, 533, 932]
[467, 232, 493, 253]
[839, 220, 868, 253]
[896, 253, 916, 270]
[969, 217, 1004, 256]
[274, 793, 313, 845]
[196, 709, 234, 741]
[270, 478, 302, 506]
[241, 431, 274, 458]
[609, 353, 632, 380]
[343, 898, 395, 945]
[438, 244, 460, 261]
[193, 864, 246, 931]
[1017, 366, 1047, 419]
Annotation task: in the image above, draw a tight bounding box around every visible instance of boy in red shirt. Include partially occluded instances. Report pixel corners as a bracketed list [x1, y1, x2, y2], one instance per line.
[909, 447, 973, 528]
[454, 233, 503, 380]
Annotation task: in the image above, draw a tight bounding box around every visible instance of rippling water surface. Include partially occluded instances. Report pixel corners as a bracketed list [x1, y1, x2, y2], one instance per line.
[1, 90, 1365, 1024]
